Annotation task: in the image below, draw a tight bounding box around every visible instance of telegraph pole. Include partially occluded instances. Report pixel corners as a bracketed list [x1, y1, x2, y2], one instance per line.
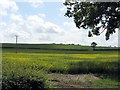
[15, 35, 18, 53]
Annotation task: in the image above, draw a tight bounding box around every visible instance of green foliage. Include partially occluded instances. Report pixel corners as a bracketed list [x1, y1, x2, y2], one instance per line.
[68, 60, 119, 74]
[2, 76, 45, 90]
[2, 43, 91, 50]
[92, 78, 119, 88]
[2, 43, 119, 54]
[2, 54, 50, 89]
[91, 42, 97, 50]
[64, 1, 120, 40]
[2, 44, 120, 89]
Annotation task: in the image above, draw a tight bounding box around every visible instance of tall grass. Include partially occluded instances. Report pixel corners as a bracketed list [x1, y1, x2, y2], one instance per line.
[2, 51, 119, 89]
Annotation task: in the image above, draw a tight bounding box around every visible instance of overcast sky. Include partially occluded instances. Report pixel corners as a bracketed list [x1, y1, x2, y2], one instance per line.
[0, 0, 119, 46]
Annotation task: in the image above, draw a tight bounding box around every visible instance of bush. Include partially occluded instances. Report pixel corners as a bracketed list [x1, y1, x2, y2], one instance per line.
[2, 76, 45, 90]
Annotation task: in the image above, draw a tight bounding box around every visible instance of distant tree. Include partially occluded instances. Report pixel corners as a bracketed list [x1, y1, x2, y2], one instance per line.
[64, 1, 120, 40]
[91, 42, 97, 50]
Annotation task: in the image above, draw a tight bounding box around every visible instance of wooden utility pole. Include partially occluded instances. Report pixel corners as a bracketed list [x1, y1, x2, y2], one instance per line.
[15, 35, 18, 53]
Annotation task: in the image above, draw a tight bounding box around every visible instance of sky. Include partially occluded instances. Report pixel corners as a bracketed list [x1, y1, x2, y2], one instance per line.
[0, 0, 119, 47]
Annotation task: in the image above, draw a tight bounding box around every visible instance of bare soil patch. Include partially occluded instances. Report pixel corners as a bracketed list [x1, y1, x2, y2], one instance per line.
[47, 73, 99, 88]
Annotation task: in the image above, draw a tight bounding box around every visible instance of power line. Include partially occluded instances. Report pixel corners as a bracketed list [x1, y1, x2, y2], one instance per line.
[15, 35, 18, 53]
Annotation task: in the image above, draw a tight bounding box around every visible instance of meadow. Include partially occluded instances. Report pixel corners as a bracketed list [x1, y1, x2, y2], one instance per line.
[2, 43, 120, 89]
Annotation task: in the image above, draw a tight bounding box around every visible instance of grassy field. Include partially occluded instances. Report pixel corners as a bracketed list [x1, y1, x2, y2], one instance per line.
[2, 43, 120, 89]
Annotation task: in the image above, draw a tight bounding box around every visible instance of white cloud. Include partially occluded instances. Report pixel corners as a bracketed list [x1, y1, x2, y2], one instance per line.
[60, 6, 66, 12]
[38, 13, 46, 18]
[59, 6, 66, 16]
[27, 15, 64, 34]
[0, 21, 30, 43]
[1, 13, 118, 46]
[31, 2, 43, 8]
[0, 0, 19, 16]
[10, 14, 24, 22]
[0, 10, 7, 16]
[60, 21, 119, 47]
[0, 1, 118, 47]
[0, 0, 11, 9]
[0, 0, 19, 11]
[29, 0, 43, 8]
[10, 1, 19, 11]
[27, 15, 44, 23]
[0, 13, 65, 43]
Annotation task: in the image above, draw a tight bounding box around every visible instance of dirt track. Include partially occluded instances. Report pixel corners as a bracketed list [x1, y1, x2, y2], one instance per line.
[48, 73, 99, 88]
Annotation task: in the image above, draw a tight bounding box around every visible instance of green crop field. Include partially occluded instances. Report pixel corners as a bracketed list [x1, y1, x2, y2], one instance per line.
[1, 43, 120, 89]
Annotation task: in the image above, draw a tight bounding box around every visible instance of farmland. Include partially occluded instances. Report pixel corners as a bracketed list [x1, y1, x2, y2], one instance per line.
[1, 43, 120, 89]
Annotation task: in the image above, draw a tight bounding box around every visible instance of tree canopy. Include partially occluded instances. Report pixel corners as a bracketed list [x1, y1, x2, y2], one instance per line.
[91, 42, 97, 47]
[64, 1, 120, 40]
[91, 42, 97, 50]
